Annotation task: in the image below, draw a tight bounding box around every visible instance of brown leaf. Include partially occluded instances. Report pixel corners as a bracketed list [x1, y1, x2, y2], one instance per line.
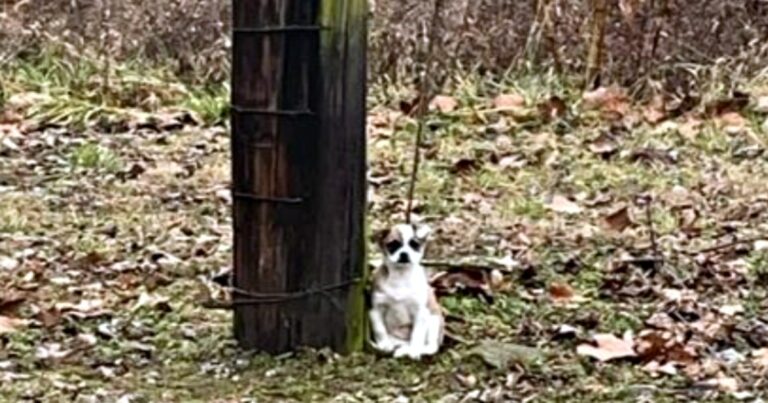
[716, 112, 748, 134]
[755, 96, 768, 114]
[546, 194, 582, 215]
[431, 268, 494, 303]
[588, 132, 618, 157]
[705, 91, 750, 116]
[627, 147, 676, 165]
[577, 332, 637, 362]
[430, 95, 458, 113]
[493, 93, 525, 110]
[677, 117, 703, 140]
[603, 205, 632, 232]
[753, 348, 768, 368]
[537, 96, 568, 121]
[642, 95, 668, 124]
[549, 282, 575, 302]
[0, 292, 27, 316]
[0, 315, 26, 334]
[698, 375, 740, 393]
[36, 307, 62, 329]
[582, 87, 630, 119]
[451, 158, 479, 174]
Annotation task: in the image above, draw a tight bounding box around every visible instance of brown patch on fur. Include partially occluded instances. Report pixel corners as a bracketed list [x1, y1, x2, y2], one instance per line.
[427, 288, 442, 315]
[379, 227, 403, 247]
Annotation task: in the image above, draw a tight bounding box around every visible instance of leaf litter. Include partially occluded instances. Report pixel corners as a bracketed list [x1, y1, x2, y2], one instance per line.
[3, 75, 768, 401]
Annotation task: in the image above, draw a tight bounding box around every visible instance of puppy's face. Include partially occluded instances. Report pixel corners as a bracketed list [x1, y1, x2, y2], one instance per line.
[378, 223, 431, 269]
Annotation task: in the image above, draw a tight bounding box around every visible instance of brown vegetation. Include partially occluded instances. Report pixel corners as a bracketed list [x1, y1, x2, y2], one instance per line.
[2, 0, 767, 89]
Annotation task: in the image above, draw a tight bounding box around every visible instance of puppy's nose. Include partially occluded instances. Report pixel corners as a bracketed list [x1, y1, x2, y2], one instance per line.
[397, 252, 410, 264]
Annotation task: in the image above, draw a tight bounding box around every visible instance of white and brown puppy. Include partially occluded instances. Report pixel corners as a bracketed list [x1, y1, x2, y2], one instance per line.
[369, 223, 444, 360]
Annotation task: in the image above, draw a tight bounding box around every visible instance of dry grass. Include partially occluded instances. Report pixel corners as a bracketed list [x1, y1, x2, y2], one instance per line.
[2, 0, 767, 89]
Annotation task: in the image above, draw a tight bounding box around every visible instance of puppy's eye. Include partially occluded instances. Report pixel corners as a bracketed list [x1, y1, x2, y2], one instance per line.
[385, 240, 402, 254]
[408, 239, 421, 250]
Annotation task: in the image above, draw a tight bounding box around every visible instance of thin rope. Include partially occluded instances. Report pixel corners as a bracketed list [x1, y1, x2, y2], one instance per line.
[405, 0, 444, 224]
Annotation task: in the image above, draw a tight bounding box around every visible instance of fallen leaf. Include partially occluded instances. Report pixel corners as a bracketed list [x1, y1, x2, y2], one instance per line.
[0, 292, 26, 316]
[430, 95, 458, 113]
[0, 316, 26, 334]
[493, 93, 525, 110]
[677, 117, 703, 140]
[705, 91, 750, 116]
[603, 205, 632, 232]
[718, 304, 744, 317]
[36, 307, 62, 329]
[470, 339, 542, 369]
[754, 240, 768, 251]
[755, 96, 768, 114]
[577, 332, 637, 362]
[717, 112, 748, 134]
[431, 268, 494, 303]
[698, 375, 739, 393]
[753, 348, 768, 368]
[588, 132, 618, 157]
[537, 96, 568, 121]
[549, 282, 575, 302]
[0, 256, 19, 271]
[642, 95, 668, 124]
[582, 87, 630, 119]
[451, 158, 479, 175]
[547, 194, 582, 214]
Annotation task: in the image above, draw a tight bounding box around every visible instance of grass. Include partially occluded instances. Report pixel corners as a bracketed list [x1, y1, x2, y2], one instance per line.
[2, 53, 768, 402]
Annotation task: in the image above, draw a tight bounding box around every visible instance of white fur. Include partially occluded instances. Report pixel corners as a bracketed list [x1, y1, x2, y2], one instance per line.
[369, 224, 443, 360]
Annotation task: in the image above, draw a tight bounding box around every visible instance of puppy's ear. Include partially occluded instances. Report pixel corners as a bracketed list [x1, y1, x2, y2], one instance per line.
[414, 223, 432, 241]
[373, 228, 390, 247]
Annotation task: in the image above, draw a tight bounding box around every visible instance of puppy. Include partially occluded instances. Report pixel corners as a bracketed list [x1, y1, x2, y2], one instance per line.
[369, 223, 444, 360]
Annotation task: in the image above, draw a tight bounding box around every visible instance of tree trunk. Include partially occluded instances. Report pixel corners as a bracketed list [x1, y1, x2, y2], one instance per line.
[585, 0, 608, 89]
[230, 0, 368, 354]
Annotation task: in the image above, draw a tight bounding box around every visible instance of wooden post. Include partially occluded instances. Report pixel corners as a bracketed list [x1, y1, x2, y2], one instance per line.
[230, 0, 368, 354]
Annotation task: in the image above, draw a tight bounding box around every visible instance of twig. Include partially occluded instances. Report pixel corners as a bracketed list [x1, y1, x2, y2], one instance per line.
[405, 0, 444, 224]
[422, 260, 500, 271]
[692, 236, 767, 255]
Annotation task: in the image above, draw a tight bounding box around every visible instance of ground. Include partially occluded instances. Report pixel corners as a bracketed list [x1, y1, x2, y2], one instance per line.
[2, 61, 768, 402]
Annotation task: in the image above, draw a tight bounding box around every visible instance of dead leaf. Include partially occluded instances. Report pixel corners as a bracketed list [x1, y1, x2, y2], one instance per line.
[0, 293, 26, 316]
[546, 194, 582, 214]
[430, 95, 458, 113]
[705, 91, 750, 116]
[0, 256, 19, 271]
[642, 95, 668, 124]
[577, 332, 637, 362]
[698, 375, 739, 393]
[717, 112, 748, 134]
[588, 132, 618, 157]
[451, 158, 479, 175]
[470, 340, 542, 369]
[755, 96, 768, 114]
[431, 268, 494, 303]
[549, 282, 575, 302]
[603, 205, 632, 232]
[753, 348, 768, 368]
[678, 117, 703, 140]
[582, 87, 630, 119]
[718, 304, 744, 317]
[537, 96, 568, 121]
[493, 93, 525, 110]
[0, 315, 26, 334]
[36, 307, 62, 329]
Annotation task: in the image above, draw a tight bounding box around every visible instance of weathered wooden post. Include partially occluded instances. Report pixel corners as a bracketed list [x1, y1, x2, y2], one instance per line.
[230, 0, 367, 353]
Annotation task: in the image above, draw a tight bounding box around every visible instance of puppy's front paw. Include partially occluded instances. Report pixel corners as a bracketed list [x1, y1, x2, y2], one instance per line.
[371, 338, 396, 353]
[422, 343, 439, 356]
[394, 345, 422, 360]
